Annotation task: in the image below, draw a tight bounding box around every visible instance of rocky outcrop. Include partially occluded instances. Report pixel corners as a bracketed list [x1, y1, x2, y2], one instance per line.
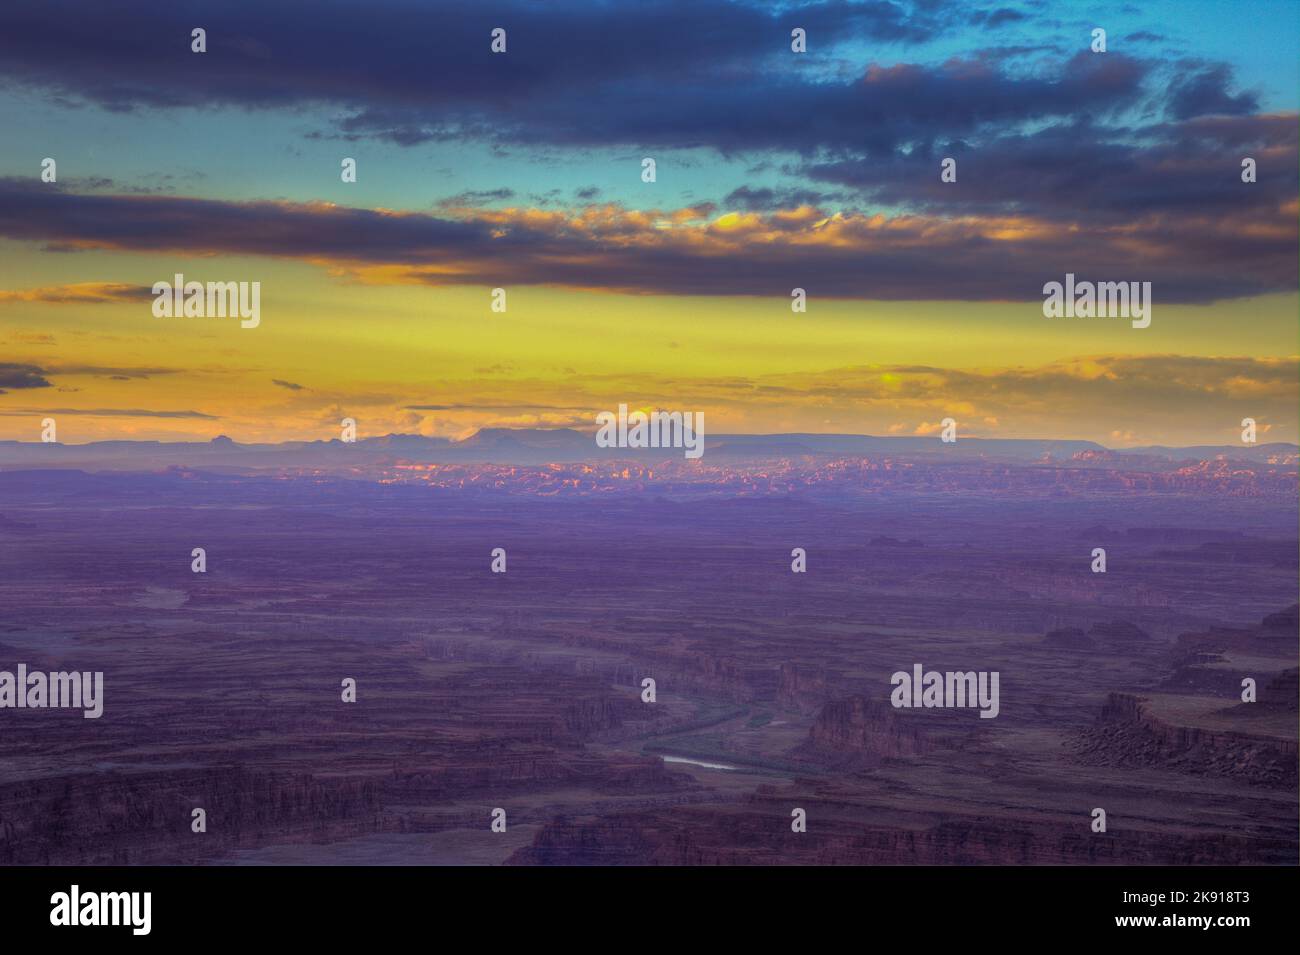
[1088, 620, 1150, 643]
[0, 767, 381, 865]
[508, 804, 1276, 866]
[1262, 668, 1298, 710]
[803, 696, 929, 765]
[777, 663, 837, 712]
[1071, 693, 1297, 788]
[0, 750, 691, 865]
[425, 634, 776, 705]
[1160, 652, 1243, 695]
[1162, 607, 1297, 697]
[1261, 604, 1299, 634]
[1174, 607, 1297, 658]
[1043, 627, 1095, 650]
[1038, 620, 1149, 652]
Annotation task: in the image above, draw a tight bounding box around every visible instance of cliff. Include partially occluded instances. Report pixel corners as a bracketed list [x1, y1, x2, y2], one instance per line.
[507, 803, 1276, 866]
[803, 696, 929, 766]
[1071, 692, 1297, 788]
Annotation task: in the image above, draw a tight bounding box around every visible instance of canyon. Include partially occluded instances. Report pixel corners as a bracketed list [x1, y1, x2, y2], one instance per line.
[0, 437, 1295, 865]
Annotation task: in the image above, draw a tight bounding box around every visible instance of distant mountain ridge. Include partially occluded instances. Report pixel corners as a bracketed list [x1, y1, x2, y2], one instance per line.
[0, 428, 1295, 470]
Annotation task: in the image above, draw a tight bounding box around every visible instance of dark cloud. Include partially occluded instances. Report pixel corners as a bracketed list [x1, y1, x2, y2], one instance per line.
[428, 50, 1149, 157]
[723, 185, 847, 211]
[0, 172, 1294, 304]
[971, 8, 1027, 28]
[0, 362, 180, 398]
[0, 363, 52, 391]
[435, 188, 516, 210]
[0, 1, 944, 118]
[1167, 64, 1259, 120]
[0, 179, 485, 263]
[803, 113, 1298, 224]
[272, 379, 307, 391]
[0, 1, 1154, 156]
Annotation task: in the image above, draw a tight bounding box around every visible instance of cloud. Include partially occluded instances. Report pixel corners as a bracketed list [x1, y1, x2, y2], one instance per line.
[0, 282, 154, 304]
[1167, 64, 1259, 120]
[690, 355, 1299, 443]
[434, 188, 516, 211]
[971, 8, 1027, 29]
[405, 402, 586, 412]
[722, 185, 846, 211]
[7, 332, 57, 345]
[49, 365, 179, 378]
[272, 379, 307, 391]
[0, 1, 1185, 158]
[0, 407, 217, 418]
[802, 112, 1298, 224]
[628, 354, 1300, 441]
[0, 363, 53, 391]
[0, 1, 946, 144]
[378, 353, 1298, 444]
[2, 178, 1293, 303]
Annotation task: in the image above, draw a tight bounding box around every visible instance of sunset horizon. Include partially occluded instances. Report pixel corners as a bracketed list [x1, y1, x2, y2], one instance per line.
[2, 0, 1296, 447]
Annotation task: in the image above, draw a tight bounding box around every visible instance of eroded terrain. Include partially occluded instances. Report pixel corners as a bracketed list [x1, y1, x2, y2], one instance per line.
[0, 457, 1295, 865]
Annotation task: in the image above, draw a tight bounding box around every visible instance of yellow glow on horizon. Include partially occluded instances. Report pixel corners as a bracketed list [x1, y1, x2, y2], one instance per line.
[1, 241, 1296, 445]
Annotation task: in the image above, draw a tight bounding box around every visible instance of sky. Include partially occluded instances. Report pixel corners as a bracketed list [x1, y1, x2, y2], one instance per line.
[0, 0, 1296, 446]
